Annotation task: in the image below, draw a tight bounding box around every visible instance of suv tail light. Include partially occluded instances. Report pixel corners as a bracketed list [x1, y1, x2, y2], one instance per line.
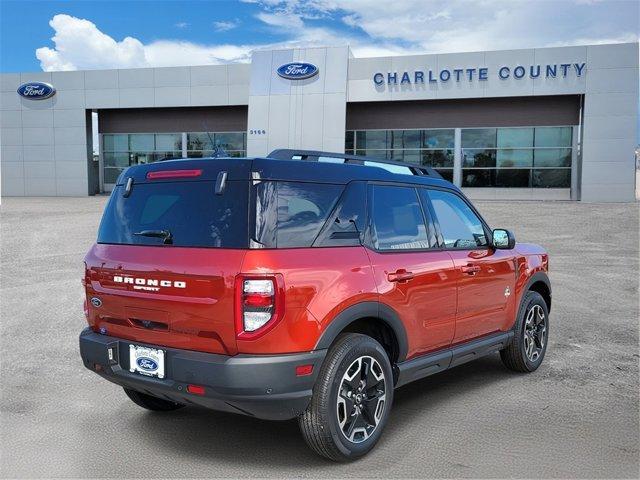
[235, 275, 284, 339]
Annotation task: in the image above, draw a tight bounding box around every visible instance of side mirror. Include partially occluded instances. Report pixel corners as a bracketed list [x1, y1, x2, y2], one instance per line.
[492, 229, 516, 249]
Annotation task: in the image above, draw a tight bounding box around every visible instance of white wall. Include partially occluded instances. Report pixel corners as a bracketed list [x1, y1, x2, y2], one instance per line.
[347, 46, 588, 102]
[1, 42, 638, 201]
[1, 71, 89, 196]
[0, 64, 249, 196]
[581, 43, 639, 202]
[247, 46, 349, 156]
[346, 42, 638, 202]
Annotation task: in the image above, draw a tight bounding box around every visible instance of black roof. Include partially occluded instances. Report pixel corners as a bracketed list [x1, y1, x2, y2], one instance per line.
[116, 149, 459, 192]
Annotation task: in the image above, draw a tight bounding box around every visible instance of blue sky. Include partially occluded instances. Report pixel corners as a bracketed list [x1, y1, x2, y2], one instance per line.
[1, 0, 638, 72]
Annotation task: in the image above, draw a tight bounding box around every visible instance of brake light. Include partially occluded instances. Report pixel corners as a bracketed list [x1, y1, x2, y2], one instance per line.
[146, 169, 202, 180]
[235, 275, 284, 340]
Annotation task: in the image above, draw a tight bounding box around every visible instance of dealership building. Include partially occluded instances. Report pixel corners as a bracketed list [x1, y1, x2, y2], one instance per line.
[0, 42, 638, 201]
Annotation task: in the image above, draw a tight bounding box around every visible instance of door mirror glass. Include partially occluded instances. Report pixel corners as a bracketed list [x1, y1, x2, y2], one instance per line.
[492, 229, 515, 249]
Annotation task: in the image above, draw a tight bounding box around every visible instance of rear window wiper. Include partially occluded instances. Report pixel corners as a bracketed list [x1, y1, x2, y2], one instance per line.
[133, 229, 173, 245]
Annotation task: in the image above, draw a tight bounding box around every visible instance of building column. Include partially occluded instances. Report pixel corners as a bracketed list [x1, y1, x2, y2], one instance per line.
[181, 132, 188, 158]
[570, 124, 580, 201]
[98, 134, 105, 193]
[453, 128, 462, 186]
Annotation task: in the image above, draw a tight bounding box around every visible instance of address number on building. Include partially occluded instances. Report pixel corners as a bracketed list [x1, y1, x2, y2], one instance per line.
[250, 129, 266, 135]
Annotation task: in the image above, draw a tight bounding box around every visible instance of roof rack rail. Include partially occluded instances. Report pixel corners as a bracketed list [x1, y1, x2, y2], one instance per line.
[267, 149, 443, 179]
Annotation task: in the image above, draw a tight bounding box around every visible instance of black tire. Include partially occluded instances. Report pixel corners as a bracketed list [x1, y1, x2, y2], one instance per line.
[123, 388, 185, 411]
[299, 333, 393, 462]
[500, 291, 549, 373]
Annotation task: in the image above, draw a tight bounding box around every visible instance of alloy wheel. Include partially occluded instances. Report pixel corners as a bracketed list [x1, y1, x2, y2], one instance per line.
[524, 304, 547, 362]
[336, 356, 386, 443]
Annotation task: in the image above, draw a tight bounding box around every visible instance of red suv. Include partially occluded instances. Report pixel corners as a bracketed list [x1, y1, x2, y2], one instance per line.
[80, 149, 551, 461]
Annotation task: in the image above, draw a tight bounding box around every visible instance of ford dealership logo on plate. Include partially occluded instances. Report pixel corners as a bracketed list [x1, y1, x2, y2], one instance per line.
[277, 62, 318, 80]
[136, 357, 158, 372]
[17, 82, 56, 100]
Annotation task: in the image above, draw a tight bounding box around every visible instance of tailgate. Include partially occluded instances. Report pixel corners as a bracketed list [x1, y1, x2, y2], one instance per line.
[85, 163, 251, 355]
[85, 244, 244, 355]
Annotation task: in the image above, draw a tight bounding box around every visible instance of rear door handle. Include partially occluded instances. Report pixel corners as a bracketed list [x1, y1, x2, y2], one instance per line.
[461, 264, 481, 275]
[387, 270, 415, 283]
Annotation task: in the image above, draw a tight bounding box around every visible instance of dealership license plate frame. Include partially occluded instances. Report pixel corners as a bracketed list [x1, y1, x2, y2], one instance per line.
[129, 344, 165, 379]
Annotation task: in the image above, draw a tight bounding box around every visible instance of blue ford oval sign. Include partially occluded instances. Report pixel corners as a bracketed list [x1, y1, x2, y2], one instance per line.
[136, 357, 158, 372]
[277, 62, 318, 80]
[17, 82, 56, 100]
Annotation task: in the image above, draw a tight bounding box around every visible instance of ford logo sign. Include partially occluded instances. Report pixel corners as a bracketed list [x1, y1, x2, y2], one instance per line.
[17, 82, 56, 100]
[136, 357, 158, 371]
[276, 62, 319, 80]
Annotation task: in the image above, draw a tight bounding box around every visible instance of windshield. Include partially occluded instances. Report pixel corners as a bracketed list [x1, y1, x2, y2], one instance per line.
[97, 180, 249, 248]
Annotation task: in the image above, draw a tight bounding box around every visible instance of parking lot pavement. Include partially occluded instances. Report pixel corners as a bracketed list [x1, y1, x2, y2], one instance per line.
[1, 197, 638, 479]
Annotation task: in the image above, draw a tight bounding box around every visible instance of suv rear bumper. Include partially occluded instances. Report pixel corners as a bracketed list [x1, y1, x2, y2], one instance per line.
[79, 328, 325, 420]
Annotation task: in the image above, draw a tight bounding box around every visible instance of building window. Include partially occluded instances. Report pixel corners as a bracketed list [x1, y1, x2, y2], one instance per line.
[461, 126, 572, 188]
[345, 129, 455, 182]
[186, 132, 246, 158]
[103, 133, 182, 184]
[102, 131, 246, 184]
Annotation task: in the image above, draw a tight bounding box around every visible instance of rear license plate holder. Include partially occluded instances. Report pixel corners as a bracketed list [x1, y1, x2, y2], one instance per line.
[129, 344, 165, 379]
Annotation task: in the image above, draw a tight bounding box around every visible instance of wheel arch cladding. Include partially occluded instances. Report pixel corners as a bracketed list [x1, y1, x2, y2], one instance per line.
[314, 302, 409, 363]
[525, 272, 551, 312]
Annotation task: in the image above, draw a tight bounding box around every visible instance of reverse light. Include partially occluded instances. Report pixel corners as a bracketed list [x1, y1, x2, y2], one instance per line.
[235, 275, 284, 339]
[146, 169, 202, 180]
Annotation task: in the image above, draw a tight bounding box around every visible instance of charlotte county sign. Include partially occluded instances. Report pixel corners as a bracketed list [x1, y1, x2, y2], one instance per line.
[17, 82, 56, 100]
[373, 62, 586, 85]
[277, 62, 319, 80]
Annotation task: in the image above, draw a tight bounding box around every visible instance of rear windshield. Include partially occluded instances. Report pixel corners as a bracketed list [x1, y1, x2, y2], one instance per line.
[98, 180, 248, 248]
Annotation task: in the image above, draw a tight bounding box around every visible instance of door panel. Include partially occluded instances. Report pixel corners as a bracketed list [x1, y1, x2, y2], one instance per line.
[366, 184, 457, 358]
[423, 188, 517, 343]
[368, 250, 458, 357]
[448, 248, 516, 342]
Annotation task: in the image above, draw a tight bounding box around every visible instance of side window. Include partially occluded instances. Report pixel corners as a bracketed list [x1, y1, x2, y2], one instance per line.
[314, 182, 366, 247]
[253, 181, 343, 248]
[369, 185, 430, 251]
[427, 190, 488, 248]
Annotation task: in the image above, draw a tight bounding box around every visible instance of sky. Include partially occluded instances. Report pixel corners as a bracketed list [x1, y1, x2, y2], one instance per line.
[0, 0, 638, 73]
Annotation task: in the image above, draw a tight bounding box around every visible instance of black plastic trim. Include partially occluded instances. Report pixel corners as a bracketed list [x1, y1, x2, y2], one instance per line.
[524, 271, 552, 311]
[395, 331, 514, 387]
[79, 328, 326, 420]
[314, 302, 409, 362]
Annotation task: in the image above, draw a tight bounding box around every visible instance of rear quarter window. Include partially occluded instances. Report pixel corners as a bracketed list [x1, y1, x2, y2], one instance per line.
[253, 181, 344, 248]
[97, 180, 248, 248]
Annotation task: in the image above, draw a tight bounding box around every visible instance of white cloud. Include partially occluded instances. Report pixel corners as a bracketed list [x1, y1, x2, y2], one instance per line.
[36, 14, 255, 71]
[36, 15, 146, 71]
[175, 22, 189, 28]
[256, 11, 304, 28]
[251, 0, 639, 55]
[144, 41, 253, 67]
[35, 1, 639, 72]
[213, 19, 240, 31]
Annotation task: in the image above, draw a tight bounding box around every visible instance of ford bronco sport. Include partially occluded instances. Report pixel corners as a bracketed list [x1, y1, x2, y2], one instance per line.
[80, 149, 551, 461]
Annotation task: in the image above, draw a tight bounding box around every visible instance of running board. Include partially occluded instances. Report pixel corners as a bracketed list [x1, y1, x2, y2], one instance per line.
[395, 331, 514, 388]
